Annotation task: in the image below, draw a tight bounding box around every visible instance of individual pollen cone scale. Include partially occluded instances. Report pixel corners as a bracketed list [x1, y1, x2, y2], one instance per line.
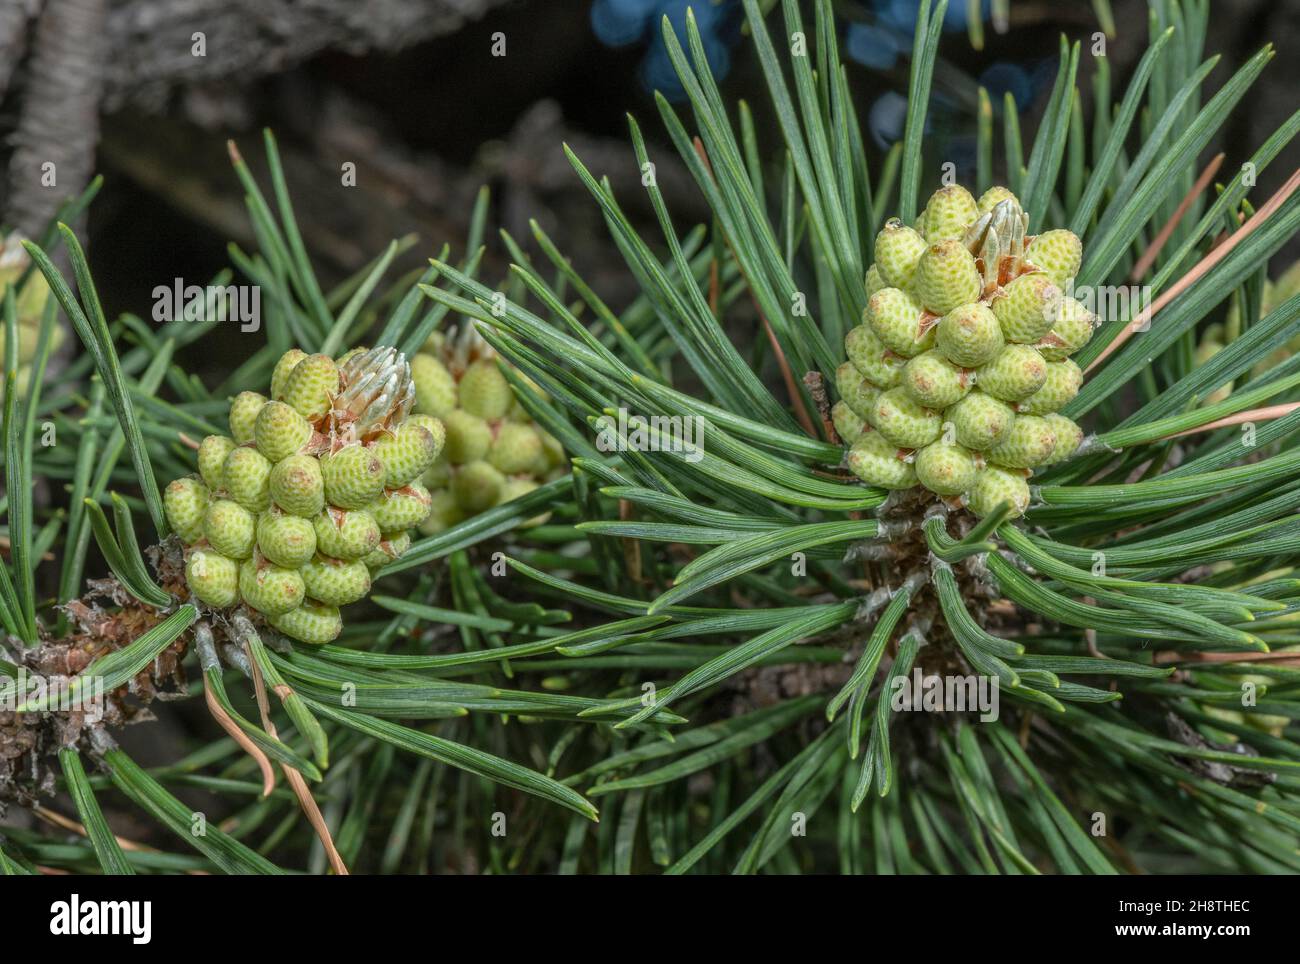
[165, 346, 443, 643]
[838, 186, 1094, 517]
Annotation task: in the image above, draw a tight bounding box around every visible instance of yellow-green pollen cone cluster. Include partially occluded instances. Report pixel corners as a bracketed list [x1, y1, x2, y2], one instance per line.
[0, 234, 63, 395]
[166, 345, 443, 643]
[837, 185, 1096, 518]
[409, 326, 566, 533]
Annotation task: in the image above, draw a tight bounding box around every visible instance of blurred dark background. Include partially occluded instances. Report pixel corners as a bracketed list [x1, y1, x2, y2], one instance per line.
[1, 0, 1297, 375]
